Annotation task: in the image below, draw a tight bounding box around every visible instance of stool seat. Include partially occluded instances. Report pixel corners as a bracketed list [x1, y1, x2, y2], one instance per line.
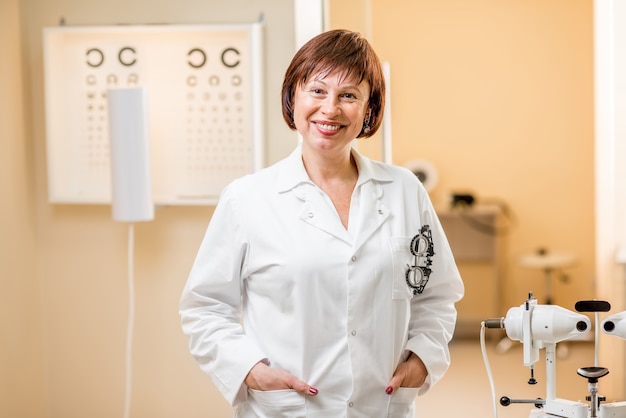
[517, 250, 577, 306]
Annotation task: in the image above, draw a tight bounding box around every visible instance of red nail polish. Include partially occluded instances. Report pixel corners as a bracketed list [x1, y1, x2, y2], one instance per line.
[309, 387, 318, 395]
[385, 386, 393, 395]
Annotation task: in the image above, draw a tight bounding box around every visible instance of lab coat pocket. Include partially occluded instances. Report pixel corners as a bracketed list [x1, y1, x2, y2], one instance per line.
[388, 387, 418, 417]
[390, 237, 414, 300]
[248, 389, 306, 418]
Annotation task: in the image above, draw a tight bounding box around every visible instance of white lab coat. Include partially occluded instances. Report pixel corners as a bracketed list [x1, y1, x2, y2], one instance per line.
[179, 145, 464, 418]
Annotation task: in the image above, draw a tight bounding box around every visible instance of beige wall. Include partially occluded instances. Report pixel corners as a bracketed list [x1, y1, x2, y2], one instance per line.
[1, 0, 46, 417]
[329, 0, 595, 317]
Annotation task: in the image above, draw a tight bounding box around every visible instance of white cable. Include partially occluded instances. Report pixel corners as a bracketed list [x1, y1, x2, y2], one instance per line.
[124, 223, 135, 418]
[480, 322, 499, 418]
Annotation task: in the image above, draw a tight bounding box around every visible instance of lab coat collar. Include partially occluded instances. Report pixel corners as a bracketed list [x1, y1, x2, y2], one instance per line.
[275, 144, 392, 246]
[275, 145, 314, 194]
[275, 144, 394, 194]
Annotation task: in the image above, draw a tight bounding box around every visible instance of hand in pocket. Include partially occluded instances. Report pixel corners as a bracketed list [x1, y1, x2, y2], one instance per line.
[245, 361, 319, 396]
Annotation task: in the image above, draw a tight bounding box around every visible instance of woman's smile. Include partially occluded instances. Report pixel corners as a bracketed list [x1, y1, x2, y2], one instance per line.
[314, 121, 343, 133]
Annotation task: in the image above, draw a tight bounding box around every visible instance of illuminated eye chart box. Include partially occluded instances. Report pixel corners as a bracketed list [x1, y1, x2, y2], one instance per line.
[43, 23, 264, 205]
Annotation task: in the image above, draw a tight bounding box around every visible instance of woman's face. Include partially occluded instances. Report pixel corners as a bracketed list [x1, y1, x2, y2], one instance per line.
[293, 70, 370, 157]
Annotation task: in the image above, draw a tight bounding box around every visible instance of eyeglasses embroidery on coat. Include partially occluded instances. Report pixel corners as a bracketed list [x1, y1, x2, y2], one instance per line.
[405, 225, 435, 295]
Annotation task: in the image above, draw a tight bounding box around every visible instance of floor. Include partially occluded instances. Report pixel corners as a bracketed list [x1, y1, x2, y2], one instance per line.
[415, 335, 600, 418]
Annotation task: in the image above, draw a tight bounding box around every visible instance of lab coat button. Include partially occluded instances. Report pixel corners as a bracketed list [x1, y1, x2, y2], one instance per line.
[349, 402, 354, 408]
[350, 256, 357, 262]
[351, 330, 357, 336]
[308, 212, 314, 218]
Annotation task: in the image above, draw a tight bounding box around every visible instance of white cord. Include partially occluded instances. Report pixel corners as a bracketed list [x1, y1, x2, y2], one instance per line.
[480, 322, 499, 418]
[124, 223, 135, 418]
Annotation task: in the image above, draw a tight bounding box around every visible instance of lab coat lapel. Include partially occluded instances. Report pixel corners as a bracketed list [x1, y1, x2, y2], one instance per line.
[353, 181, 390, 253]
[296, 185, 353, 244]
[275, 147, 352, 244]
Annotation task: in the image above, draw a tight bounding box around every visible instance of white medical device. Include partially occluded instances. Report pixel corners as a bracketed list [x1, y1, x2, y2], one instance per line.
[483, 292, 626, 418]
[601, 311, 626, 340]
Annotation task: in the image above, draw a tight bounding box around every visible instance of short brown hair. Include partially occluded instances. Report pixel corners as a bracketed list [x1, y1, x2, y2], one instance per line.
[281, 29, 385, 138]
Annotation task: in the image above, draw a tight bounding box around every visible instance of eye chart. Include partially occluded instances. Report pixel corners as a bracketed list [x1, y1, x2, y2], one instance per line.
[43, 23, 264, 205]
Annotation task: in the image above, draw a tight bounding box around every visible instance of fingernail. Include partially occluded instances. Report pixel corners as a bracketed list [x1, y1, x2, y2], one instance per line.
[309, 387, 318, 395]
[385, 386, 393, 395]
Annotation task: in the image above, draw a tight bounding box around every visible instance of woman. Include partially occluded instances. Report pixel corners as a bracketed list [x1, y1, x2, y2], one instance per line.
[180, 29, 464, 417]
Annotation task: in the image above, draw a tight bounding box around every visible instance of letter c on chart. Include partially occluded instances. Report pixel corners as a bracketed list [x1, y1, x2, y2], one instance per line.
[221, 47, 240, 68]
[118, 47, 137, 66]
[187, 48, 207, 68]
[86, 48, 104, 68]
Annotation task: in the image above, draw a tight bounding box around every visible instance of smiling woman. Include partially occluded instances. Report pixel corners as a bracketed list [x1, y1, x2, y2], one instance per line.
[179, 29, 464, 418]
[281, 29, 385, 138]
